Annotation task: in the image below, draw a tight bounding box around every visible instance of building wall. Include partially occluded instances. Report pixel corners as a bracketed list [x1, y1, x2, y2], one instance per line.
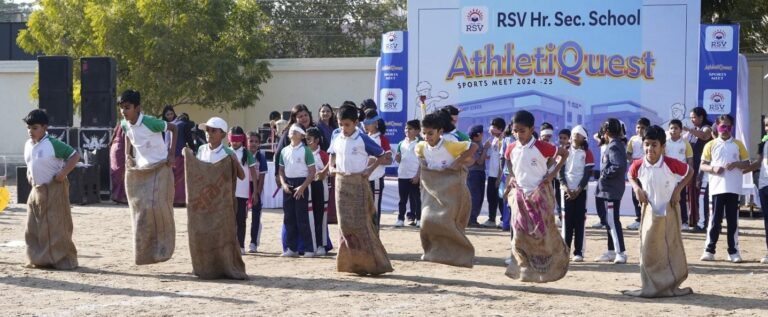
[746, 54, 768, 158]
[0, 61, 36, 163]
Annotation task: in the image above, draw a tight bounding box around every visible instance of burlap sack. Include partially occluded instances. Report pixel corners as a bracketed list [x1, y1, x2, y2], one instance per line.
[25, 180, 78, 270]
[419, 167, 474, 268]
[505, 183, 569, 282]
[335, 173, 393, 275]
[623, 202, 693, 298]
[125, 157, 176, 265]
[184, 148, 247, 280]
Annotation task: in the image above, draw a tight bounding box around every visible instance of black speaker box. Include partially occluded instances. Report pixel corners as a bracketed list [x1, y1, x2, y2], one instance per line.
[79, 128, 112, 195]
[68, 165, 100, 205]
[16, 166, 31, 204]
[47, 127, 79, 149]
[81, 92, 117, 127]
[80, 57, 116, 93]
[38, 56, 74, 127]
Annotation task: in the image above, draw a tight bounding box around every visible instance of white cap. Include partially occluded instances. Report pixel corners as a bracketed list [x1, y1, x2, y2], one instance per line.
[198, 117, 228, 132]
[540, 129, 554, 136]
[288, 124, 306, 136]
[571, 125, 588, 140]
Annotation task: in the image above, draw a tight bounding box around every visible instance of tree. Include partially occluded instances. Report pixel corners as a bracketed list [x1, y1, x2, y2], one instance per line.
[17, 0, 273, 114]
[702, 0, 768, 53]
[261, 0, 407, 58]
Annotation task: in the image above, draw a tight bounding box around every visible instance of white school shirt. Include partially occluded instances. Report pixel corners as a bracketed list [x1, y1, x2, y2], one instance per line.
[664, 136, 693, 163]
[277, 143, 315, 178]
[627, 135, 644, 160]
[702, 137, 748, 195]
[563, 146, 595, 191]
[24, 134, 76, 185]
[505, 138, 557, 194]
[122, 113, 168, 167]
[487, 137, 502, 178]
[367, 132, 390, 180]
[628, 156, 689, 216]
[196, 143, 234, 164]
[233, 147, 257, 199]
[328, 129, 384, 174]
[396, 137, 421, 179]
[415, 138, 470, 171]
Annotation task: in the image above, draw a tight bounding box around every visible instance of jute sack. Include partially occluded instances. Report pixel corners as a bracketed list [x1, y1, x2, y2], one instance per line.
[623, 202, 693, 297]
[505, 183, 569, 282]
[184, 148, 247, 280]
[25, 180, 78, 269]
[335, 173, 393, 275]
[419, 167, 474, 268]
[125, 157, 175, 265]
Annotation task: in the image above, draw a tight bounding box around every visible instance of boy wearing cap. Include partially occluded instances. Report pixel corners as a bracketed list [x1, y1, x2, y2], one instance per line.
[278, 124, 317, 257]
[467, 124, 487, 227]
[120, 90, 179, 265]
[482, 118, 506, 228]
[196, 117, 245, 177]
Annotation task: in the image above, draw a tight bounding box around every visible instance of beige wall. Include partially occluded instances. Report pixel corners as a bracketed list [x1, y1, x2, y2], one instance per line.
[0, 61, 37, 163]
[747, 54, 768, 158]
[174, 57, 378, 131]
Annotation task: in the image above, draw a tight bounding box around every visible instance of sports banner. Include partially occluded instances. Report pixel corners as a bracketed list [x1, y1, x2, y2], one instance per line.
[408, 0, 701, 164]
[698, 24, 739, 119]
[376, 31, 409, 145]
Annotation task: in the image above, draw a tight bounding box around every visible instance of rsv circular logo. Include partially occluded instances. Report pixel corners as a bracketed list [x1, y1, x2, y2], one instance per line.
[705, 26, 733, 52]
[703, 89, 731, 114]
[462, 7, 488, 34]
[381, 31, 403, 53]
[379, 88, 403, 112]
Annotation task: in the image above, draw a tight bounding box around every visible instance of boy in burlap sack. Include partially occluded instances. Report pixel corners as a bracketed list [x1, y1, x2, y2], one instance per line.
[415, 113, 478, 268]
[119, 90, 179, 265]
[185, 117, 247, 280]
[503, 110, 570, 283]
[328, 104, 392, 275]
[624, 125, 693, 297]
[22, 109, 81, 270]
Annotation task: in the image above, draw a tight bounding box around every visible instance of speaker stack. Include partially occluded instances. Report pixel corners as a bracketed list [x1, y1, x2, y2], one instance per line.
[80, 57, 117, 199]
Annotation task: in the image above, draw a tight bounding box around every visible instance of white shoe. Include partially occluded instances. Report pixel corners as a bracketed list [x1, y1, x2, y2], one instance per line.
[248, 243, 258, 253]
[504, 256, 513, 265]
[626, 221, 641, 230]
[591, 221, 606, 229]
[281, 249, 298, 257]
[240, 248, 246, 255]
[595, 251, 616, 262]
[315, 248, 327, 256]
[394, 220, 405, 227]
[700, 251, 715, 261]
[613, 252, 627, 264]
[728, 253, 743, 263]
[681, 223, 690, 231]
[572, 255, 584, 262]
[555, 217, 562, 228]
[304, 252, 316, 258]
[481, 220, 496, 228]
[761, 255, 768, 264]
[415, 220, 421, 228]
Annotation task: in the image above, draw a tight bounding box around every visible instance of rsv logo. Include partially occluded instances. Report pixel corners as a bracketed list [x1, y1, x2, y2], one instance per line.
[703, 89, 732, 114]
[379, 88, 403, 112]
[705, 26, 733, 52]
[462, 7, 488, 34]
[381, 31, 404, 54]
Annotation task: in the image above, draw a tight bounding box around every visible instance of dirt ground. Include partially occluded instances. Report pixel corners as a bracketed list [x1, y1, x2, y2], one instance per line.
[1, 185, 767, 316]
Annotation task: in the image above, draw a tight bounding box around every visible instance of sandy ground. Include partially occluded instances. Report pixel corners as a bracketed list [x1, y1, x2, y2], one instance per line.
[1, 185, 767, 316]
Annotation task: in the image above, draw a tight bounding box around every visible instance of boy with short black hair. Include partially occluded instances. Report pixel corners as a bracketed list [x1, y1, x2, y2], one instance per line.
[467, 124, 487, 227]
[119, 89, 179, 265]
[23, 109, 81, 269]
[666, 119, 694, 230]
[395, 119, 422, 227]
[625, 125, 693, 297]
[626, 117, 651, 230]
[328, 104, 392, 275]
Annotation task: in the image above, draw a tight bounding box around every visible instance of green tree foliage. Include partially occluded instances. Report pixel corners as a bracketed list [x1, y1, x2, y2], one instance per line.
[17, 0, 272, 114]
[261, 0, 407, 58]
[702, 0, 768, 53]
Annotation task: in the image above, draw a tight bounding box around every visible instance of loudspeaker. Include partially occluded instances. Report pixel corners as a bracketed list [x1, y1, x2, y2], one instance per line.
[80, 57, 117, 127]
[80, 57, 116, 93]
[79, 128, 112, 195]
[68, 165, 100, 205]
[81, 92, 117, 127]
[47, 127, 79, 149]
[16, 166, 31, 204]
[38, 56, 73, 127]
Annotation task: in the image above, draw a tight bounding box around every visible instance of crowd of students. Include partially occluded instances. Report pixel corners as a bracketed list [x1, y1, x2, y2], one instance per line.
[19, 88, 768, 291]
